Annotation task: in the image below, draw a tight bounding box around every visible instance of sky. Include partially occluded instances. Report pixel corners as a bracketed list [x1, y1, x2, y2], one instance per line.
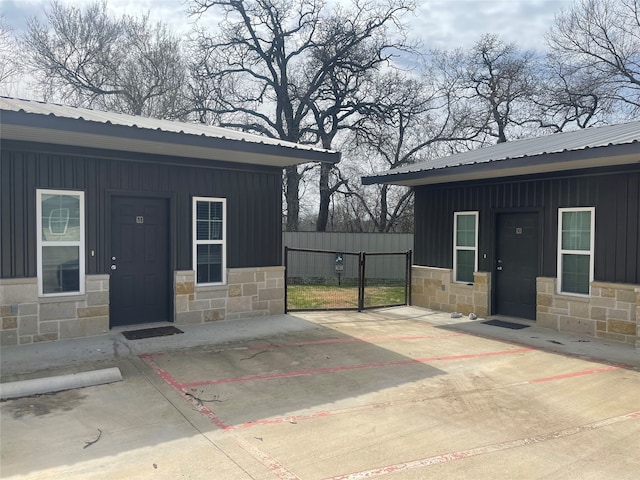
[0, 0, 575, 97]
[3, 0, 574, 51]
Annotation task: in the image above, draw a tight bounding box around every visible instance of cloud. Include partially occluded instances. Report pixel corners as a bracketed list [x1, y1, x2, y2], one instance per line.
[1, 0, 45, 32]
[414, 0, 573, 52]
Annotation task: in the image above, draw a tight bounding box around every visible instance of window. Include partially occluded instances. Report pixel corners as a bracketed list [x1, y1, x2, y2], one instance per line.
[454, 211, 478, 283]
[193, 197, 226, 285]
[558, 207, 595, 295]
[37, 189, 85, 296]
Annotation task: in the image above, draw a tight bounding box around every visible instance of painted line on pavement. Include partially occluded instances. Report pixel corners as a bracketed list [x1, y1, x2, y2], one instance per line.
[248, 333, 466, 350]
[178, 348, 533, 388]
[324, 411, 640, 480]
[142, 348, 622, 432]
[139, 353, 231, 430]
[234, 436, 301, 480]
[225, 363, 623, 431]
[530, 365, 620, 382]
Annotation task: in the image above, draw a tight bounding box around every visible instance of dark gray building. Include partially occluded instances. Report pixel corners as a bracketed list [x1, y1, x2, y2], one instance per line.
[0, 97, 339, 345]
[363, 122, 640, 348]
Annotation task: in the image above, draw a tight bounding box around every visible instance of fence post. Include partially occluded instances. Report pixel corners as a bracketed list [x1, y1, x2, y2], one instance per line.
[284, 246, 289, 314]
[406, 250, 412, 306]
[358, 251, 365, 312]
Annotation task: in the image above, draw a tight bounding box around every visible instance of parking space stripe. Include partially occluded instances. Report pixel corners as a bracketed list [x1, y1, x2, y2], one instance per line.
[225, 363, 624, 430]
[139, 353, 231, 429]
[234, 436, 302, 480]
[178, 348, 533, 388]
[325, 411, 640, 480]
[142, 347, 623, 434]
[248, 333, 465, 350]
[529, 365, 620, 382]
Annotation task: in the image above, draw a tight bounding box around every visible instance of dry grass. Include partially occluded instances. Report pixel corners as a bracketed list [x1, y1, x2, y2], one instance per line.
[287, 284, 405, 310]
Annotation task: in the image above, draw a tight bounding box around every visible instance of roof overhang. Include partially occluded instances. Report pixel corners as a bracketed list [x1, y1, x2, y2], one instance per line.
[0, 109, 341, 168]
[361, 142, 640, 187]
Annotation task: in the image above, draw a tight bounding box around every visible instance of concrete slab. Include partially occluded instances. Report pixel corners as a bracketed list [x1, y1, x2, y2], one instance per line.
[1, 307, 639, 479]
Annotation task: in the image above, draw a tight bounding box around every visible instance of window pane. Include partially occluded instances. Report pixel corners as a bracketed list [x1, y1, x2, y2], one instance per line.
[562, 254, 590, 294]
[456, 250, 475, 283]
[41, 194, 81, 241]
[42, 246, 80, 294]
[561, 211, 591, 251]
[196, 201, 223, 241]
[456, 215, 476, 247]
[196, 244, 222, 283]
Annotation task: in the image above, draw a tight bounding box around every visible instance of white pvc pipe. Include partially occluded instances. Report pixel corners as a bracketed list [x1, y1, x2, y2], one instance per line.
[0, 367, 122, 400]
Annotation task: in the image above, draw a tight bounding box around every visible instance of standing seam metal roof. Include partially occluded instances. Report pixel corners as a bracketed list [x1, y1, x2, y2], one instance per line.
[362, 121, 640, 184]
[0, 96, 339, 162]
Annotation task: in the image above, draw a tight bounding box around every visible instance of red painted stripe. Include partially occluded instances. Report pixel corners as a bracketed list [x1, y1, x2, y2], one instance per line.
[179, 348, 532, 388]
[325, 411, 640, 480]
[227, 362, 624, 431]
[139, 353, 230, 429]
[225, 411, 332, 431]
[248, 334, 465, 350]
[529, 365, 620, 383]
[234, 436, 301, 480]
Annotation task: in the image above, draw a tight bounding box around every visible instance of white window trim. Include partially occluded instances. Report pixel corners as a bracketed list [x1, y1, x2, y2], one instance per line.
[36, 189, 85, 297]
[453, 211, 479, 284]
[557, 207, 595, 296]
[192, 196, 227, 286]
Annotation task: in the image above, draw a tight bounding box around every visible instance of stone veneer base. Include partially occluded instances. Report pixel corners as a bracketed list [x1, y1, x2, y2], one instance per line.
[411, 266, 490, 318]
[174, 267, 285, 325]
[537, 278, 639, 348]
[0, 275, 110, 346]
[411, 267, 639, 348]
[1, 267, 285, 346]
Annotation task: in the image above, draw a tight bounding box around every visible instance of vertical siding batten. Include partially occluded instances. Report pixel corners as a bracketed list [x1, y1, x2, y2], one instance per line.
[0, 147, 283, 280]
[413, 168, 640, 286]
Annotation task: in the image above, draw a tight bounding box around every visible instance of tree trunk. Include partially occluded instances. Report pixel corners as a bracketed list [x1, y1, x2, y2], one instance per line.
[378, 184, 389, 232]
[316, 162, 331, 231]
[285, 165, 300, 231]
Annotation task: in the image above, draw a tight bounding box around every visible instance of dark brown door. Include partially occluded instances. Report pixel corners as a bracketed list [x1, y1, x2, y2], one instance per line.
[110, 196, 170, 327]
[495, 212, 539, 320]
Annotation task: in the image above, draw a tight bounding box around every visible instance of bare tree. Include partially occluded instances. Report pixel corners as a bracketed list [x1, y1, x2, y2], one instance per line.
[546, 0, 640, 119]
[464, 34, 540, 143]
[188, 0, 415, 231]
[338, 65, 481, 232]
[23, 0, 188, 119]
[534, 53, 613, 131]
[0, 16, 22, 93]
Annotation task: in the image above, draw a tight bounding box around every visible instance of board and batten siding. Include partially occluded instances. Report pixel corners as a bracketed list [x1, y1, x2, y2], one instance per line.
[0, 142, 283, 279]
[413, 167, 640, 285]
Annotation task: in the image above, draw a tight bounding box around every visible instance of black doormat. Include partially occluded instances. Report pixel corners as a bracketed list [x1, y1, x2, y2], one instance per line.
[121, 326, 184, 340]
[482, 319, 530, 330]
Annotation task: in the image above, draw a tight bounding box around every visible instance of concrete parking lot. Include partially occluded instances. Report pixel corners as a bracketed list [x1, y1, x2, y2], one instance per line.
[1, 307, 639, 479]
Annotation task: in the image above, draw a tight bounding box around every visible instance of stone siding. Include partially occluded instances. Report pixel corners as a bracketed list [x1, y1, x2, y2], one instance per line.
[2, 267, 285, 345]
[411, 266, 490, 318]
[537, 278, 639, 347]
[175, 266, 285, 325]
[0, 275, 110, 346]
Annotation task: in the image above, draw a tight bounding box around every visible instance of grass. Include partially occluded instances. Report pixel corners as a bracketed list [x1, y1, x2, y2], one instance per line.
[287, 284, 406, 310]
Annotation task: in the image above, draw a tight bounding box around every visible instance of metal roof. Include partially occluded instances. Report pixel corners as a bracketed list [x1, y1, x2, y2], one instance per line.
[362, 121, 640, 186]
[0, 97, 340, 167]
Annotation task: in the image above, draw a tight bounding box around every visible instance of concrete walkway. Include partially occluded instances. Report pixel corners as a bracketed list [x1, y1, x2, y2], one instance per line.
[1, 307, 639, 479]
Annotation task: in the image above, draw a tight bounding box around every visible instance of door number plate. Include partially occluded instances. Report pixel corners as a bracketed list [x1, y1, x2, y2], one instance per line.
[136, 216, 144, 224]
[515, 227, 523, 234]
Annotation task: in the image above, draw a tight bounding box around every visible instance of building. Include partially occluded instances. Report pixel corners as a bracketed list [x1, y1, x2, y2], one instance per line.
[363, 122, 640, 347]
[0, 97, 339, 345]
